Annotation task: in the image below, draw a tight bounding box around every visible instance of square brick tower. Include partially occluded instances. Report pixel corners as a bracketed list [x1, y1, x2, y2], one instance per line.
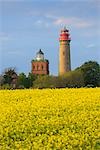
[31, 49, 49, 75]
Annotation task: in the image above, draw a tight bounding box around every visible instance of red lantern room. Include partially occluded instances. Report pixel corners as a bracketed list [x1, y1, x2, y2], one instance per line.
[59, 27, 71, 41]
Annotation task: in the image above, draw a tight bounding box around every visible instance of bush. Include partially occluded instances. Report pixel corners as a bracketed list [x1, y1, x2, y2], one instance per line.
[33, 70, 85, 89]
[62, 70, 85, 88]
[18, 85, 25, 89]
[33, 75, 54, 89]
[76, 61, 100, 87]
[1, 84, 11, 89]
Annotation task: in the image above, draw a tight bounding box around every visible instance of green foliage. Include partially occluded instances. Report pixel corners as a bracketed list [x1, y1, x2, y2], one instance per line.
[1, 61, 100, 89]
[76, 61, 100, 87]
[28, 73, 37, 87]
[18, 73, 38, 88]
[33, 75, 55, 88]
[62, 69, 85, 88]
[18, 73, 27, 88]
[33, 70, 84, 89]
[0, 84, 11, 89]
[3, 68, 15, 85]
[0, 75, 4, 86]
[2, 68, 18, 89]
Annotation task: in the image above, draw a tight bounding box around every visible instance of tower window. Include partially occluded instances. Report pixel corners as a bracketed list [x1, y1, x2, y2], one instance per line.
[63, 51, 65, 56]
[37, 65, 39, 70]
[41, 65, 44, 70]
[33, 65, 35, 70]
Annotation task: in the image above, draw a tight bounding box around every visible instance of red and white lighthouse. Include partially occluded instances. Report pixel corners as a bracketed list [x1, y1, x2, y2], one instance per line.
[59, 27, 71, 75]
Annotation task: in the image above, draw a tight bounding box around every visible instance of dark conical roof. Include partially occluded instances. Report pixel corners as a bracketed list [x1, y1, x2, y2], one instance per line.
[37, 49, 44, 55]
[61, 26, 69, 32]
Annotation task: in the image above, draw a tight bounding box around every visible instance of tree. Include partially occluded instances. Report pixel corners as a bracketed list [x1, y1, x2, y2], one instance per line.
[33, 75, 63, 89]
[0, 75, 4, 86]
[33, 74, 82, 89]
[28, 73, 37, 87]
[76, 61, 100, 87]
[18, 73, 27, 88]
[3, 68, 18, 88]
[62, 70, 85, 88]
[33, 75, 54, 88]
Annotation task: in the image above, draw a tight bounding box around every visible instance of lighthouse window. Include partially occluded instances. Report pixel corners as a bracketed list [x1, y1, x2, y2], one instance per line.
[41, 65, 44, 70]
[33, 65, 35, 70]
[37, 65, 39, 70]
[63, 51, 65, 56]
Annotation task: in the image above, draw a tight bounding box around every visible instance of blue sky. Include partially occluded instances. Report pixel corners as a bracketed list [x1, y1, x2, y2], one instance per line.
[0, 0, 100, 75]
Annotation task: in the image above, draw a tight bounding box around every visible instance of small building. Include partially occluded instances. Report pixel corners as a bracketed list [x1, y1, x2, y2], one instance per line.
[31, 49, 49, 75]
[11, 73, 18, 89]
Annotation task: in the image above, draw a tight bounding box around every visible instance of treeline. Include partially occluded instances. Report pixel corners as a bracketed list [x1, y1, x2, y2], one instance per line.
[0, 61, 100, 89]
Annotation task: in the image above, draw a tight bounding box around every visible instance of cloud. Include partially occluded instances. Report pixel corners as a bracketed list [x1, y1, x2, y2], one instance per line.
[34, 20, 50, 28]
[30, 9, 95, 30]
[87, 44, 95, 48]
[53, 17, 93, 28]
[33, 14, 93, 30]
[37, 12, 94, 29]
[45, 14, 58, 20]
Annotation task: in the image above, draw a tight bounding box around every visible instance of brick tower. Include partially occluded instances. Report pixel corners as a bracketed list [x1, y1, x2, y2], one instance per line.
[59, 27, 71, 75]
[31, 49, 49, 75]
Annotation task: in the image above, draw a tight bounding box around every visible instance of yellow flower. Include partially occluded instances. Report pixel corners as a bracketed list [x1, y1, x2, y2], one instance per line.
[0, 88, 99, 149]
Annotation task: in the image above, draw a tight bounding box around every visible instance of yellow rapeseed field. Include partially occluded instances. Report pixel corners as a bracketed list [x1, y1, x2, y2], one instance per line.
[0, 88, 100, 150]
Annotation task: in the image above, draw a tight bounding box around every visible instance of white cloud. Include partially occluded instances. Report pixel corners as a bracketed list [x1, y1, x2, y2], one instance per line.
[53, 17, 93, 28]
[34, 15, 93, 29]
[31, 10, 95, 29]
[35, 20, 43, 25]
[41, 12, 94, 29]
[34, 20, 50, 28]
[45, 14, 58, 20]
[87, 44, 95, 48]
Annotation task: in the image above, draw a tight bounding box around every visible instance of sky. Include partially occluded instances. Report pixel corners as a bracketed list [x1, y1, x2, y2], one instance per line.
[0, 0, 100, 75]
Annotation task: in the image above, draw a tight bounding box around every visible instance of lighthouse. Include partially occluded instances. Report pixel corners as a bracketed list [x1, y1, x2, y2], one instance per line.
[59, 27, 71, 75]
[31, 49, 49, 75]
